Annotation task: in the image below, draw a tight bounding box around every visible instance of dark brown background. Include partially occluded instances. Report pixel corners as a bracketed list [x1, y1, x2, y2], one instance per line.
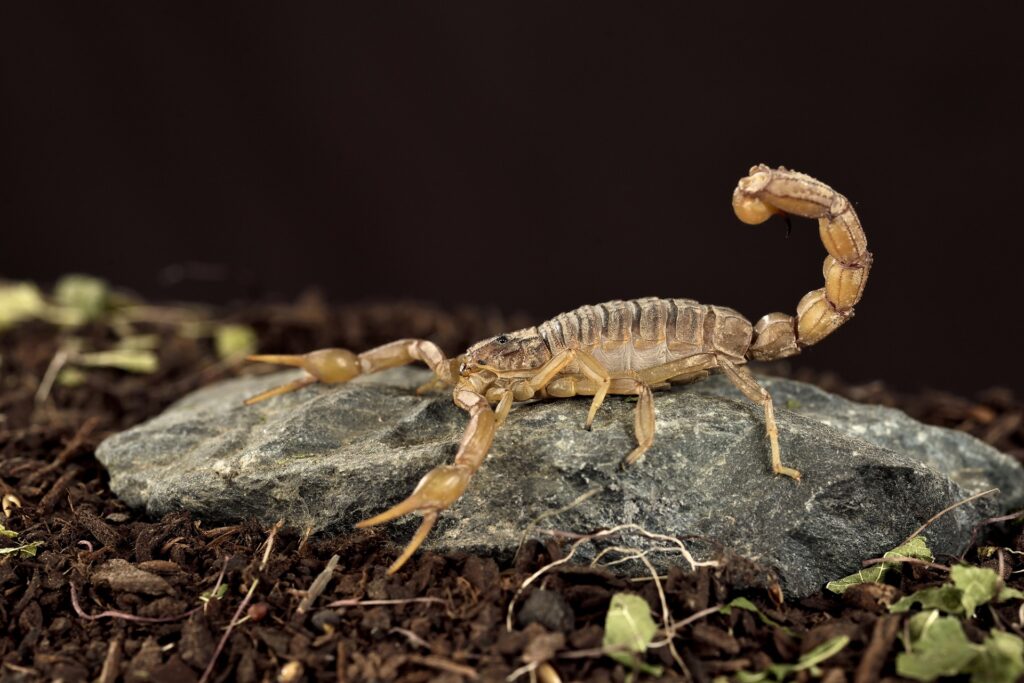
[2, 3, 1022, 393]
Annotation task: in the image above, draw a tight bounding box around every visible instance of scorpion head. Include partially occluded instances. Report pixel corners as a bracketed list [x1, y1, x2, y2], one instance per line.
[461, 328, 550, 376]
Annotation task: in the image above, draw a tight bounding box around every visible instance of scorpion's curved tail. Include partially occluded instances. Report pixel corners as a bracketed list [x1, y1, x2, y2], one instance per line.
[731, 164, 871, 361]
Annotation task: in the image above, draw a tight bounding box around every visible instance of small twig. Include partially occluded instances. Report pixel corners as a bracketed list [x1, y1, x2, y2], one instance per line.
[97, 636, 122, 683]
[38, 466, 80, 512]
[296, 554, 339, 615]
[656, 603, 726, 640]
[862, 556, 951, 572]
[70, 583, 200, 623]
[25, 417, 101, 485]
[200, 522, 281, 683]
[389, 627, 432, 650]
[965, 509, 1024, 555]
[325, 596, 447, 608]
[203, 556, 231, 613]
[259, 519, 284, 571]
[407, 654, 479, 680]
[902, 487, 999, 546]
[507, 524, 712, 632]
[34, 348, 69, 405]
[514, 488, 601, 562]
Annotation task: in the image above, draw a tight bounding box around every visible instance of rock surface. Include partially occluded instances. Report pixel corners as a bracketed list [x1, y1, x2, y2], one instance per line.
[97, 368, 1024, 597]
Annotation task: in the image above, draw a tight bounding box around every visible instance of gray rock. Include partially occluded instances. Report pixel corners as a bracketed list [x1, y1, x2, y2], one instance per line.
[96, 368, 1024, 597]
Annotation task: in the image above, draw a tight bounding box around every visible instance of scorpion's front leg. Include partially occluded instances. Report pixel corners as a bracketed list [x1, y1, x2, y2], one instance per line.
[355, 386, 496, 574]
[244, 339, 461, 404]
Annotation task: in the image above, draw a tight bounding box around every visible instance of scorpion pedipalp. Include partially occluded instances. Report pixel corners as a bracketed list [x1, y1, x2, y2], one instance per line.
[356, 386, 496, 574]
[244, 349, 360, 404]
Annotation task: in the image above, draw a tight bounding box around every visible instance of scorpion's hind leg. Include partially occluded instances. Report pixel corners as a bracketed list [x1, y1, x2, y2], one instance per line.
[243, 339, 458, 405]
[717, 357, 801, 481]
[355, 387, 497, 574]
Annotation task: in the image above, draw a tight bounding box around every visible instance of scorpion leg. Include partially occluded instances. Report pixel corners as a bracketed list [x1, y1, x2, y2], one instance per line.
[355, 386, 496, 574]
[717, 357, 801, 481]
[526, 349, 612, 430]
[620, 380, 656, 467]
[244, 339, 457, 405]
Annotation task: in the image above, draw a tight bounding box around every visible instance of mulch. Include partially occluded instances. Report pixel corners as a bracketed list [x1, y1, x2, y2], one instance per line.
[1, 294, 1023, 682]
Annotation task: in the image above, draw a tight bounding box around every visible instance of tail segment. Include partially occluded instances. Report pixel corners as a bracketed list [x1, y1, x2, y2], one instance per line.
[732, 164, 871, 361]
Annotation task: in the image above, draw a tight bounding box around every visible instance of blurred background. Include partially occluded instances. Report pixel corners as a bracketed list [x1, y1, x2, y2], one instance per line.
[2, 3, 1021, 394]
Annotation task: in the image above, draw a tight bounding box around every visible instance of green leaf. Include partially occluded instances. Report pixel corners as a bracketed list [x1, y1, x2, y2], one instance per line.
[0, 282, 46, 330]
[897, 611, 1024, 683]
[53, 274, 109, 320]
[56, 366, 88, 387]
[602, 593, 664, 676]
[952, 565, 1000, 619]
[0, 523, 18, 539]
[199, 583, 229, 603]
[891, 565, 1022, 617]
[793, 635, 851, 672]
[736, 636, 850, 682]
[115, 334, 161, 350]
[967, 630, 1024, 683]
[826, 536, 933, 594]
[0, 540, 43, 558]
[75, 349, 159, 374]
[720, 597, 793, 634]
[897, 611, 980, 681]
[891, 585, 965, 615]
[214, 324, 258, 360]
[997, 586, 1024, 603]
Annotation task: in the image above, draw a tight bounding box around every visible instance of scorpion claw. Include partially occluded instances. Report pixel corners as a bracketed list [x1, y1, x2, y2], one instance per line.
[244, 349, 362, 404]
[354, 464, 472, 574]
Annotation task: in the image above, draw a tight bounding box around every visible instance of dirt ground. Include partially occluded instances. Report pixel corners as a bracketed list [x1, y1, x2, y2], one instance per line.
[2, 293, 1023, 682]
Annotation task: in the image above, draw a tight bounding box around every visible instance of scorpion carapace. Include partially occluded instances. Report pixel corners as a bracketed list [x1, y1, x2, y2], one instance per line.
[245, 165, 871, 574]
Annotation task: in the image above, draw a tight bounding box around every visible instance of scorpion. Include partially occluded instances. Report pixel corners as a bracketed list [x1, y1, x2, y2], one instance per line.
[245, 165, 870, 574]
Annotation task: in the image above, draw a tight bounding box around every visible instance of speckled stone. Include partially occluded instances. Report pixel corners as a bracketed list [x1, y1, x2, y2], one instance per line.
[96, 368, 1024, 597]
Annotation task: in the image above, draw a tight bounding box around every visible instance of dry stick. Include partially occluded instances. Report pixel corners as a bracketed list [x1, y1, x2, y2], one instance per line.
[71, 555, 230, 623]
[70, 583, 201, 623]
[656, 603, 726, 640]
[336, 640, 347, 683]
[38, 466, 80, 512]
[296, 554, 339, 616]
[513, 488, 601, 562]
[861, 556, 951, 572]
[406, 654, 479, 680]
[901, 487, 999, 546]
[199, 520, 283, 683]
[97, 636, 123, 683]
[24, 416, 101, 485]
[325, 596, 447, 609]
[507, 524, 712, 632]
[854, 614, 901, 683]
[34, 347, 69, 405]
[965, 509, 1024, 555]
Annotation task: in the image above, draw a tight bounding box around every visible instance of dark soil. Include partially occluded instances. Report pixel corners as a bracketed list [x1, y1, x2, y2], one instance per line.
[2, 293, 1023, 682]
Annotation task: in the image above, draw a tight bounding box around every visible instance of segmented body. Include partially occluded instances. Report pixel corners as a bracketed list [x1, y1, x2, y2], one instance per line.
[536, 297, 752, 375]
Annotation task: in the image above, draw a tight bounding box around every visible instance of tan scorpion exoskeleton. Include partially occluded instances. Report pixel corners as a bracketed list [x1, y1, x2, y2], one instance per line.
[245, 165, 870, 574]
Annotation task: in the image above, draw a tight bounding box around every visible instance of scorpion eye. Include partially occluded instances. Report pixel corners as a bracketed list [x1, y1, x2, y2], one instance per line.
[496, 335, 509, 344]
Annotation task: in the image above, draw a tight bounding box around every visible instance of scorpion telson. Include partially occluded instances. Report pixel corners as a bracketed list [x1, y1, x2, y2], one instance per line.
[245, 164, 871, 574]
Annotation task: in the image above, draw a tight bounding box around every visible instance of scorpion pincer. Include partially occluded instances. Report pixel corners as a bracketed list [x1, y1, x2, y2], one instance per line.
[244, 164, 871, 573]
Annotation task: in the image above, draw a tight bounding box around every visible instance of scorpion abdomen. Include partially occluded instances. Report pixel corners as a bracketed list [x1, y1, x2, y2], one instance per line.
[537, 297, 752, 374]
